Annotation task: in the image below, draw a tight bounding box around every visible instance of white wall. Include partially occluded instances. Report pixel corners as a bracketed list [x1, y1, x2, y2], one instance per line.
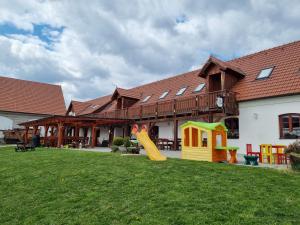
[228, 95, 300, 154]
[0, 111, 47, 142]
[99, 127, 109, 142]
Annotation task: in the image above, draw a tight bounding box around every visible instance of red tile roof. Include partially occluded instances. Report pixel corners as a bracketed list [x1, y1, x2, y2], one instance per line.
[67, 95, 112, 116]
[128, 70, 207, 105]
[0, 76, 66, 115]
[229, 40, 300, 101]
[70, 39, 300, 114]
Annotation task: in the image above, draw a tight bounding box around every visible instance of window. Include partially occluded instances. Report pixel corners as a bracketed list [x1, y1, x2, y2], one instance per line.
[191, 128, 199, 147]
[184, 128, 190, 146]
[256, 67, 274, 79]
[224, 118, 239, 139]
[216, 134, 222, 146]
[142, 95, 151, 103]
[159, 91, 169, 99]
[279, 114, 300, 139]
[201, 131, 208, 147]
[194, 83, 205, 92]
[176, 87, 187, 96]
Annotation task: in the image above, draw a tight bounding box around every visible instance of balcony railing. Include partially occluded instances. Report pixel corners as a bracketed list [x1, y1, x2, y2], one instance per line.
[97, 90, 238, 120]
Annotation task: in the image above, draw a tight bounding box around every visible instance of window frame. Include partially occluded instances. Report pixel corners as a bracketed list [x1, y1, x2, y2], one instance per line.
[159, 91, 169, 99]
[193, 83, 205, 93]
[224, 117, 239, 139]
[141, 95, 151, 103]
[176, 86, 188, 96]
[279, 113, 300, 139]
[256, 66, 275, 80]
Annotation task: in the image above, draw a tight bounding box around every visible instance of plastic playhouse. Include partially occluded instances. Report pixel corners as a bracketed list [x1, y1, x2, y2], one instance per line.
[131, 124, 167, 161]
[180, 121, 239, 163]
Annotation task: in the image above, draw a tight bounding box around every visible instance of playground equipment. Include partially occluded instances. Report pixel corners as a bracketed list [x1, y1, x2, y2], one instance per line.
[131, 124, 167, 161]
[260, 144, 273, 164]
[180, 121, 239, 163]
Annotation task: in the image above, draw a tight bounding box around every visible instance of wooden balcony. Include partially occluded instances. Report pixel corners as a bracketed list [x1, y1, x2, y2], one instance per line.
[97, 90, 238, 120]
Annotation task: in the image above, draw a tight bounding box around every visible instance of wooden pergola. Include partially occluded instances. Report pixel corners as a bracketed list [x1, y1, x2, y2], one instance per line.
[19, 116, 130, 148]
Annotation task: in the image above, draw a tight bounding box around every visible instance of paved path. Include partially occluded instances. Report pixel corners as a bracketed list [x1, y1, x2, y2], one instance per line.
[71, 147, 289, 170]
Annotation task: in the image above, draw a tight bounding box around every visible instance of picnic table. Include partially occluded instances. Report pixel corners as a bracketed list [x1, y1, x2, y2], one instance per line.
[215, 146, 239, 164]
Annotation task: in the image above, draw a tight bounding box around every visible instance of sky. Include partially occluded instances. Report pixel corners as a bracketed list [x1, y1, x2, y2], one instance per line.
[0, 0, 300, 105]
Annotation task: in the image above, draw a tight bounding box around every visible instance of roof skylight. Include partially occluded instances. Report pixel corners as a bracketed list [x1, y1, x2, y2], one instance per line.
[256, 67, 274, 79]
[159, 91, 169, 99]
[176, 87, 187, 96]
[142, 95, 151, 103]
[194, 83, 205, 92]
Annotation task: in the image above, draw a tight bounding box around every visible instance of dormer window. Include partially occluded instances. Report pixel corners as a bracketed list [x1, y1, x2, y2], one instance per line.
[176, 87, 187, 96]
[159, 91, 169, 99]
[194, 83, 205, 92]
[142, 95, 151, 103]
[90, 105, 99, 109]
[256, 67, 274, 79]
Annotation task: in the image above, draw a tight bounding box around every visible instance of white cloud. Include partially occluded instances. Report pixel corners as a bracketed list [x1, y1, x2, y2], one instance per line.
[0, 0, 300, 105]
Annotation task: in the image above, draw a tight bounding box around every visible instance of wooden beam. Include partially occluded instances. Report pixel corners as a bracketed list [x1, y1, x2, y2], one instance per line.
[221, 70, 226, 91]
[24, 126, 29, 144]
[173, 119, 178, 150]
[91, 125, 97, 148]
[57, 123, 64, 148]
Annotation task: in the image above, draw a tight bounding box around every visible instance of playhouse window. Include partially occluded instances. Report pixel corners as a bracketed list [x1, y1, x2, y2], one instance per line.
[279, 114, 300, 139]
[225, 118, 239, 139]
[201, 131, 208, 147]
[216, 134, 222, 146]
[191, 128, 199, 147]
[184, 128, 190, 146]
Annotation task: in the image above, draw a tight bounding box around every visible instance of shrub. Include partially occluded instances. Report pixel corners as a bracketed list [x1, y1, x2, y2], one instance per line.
[123, 136, 131, 148]
[285, 141, 300, 154]
[285, 141, 300, 171]
[112, 137, 124, 146]
[111, 145, 119, 152]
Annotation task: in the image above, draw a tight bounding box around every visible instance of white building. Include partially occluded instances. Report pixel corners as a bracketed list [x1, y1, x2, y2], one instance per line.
[19, 40, 300, 152]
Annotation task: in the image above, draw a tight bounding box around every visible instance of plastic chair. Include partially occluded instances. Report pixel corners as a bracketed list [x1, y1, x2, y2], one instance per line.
[246, 144, 261, 159]
[273, 145, 287, 164]
[260, 144, 273, 164]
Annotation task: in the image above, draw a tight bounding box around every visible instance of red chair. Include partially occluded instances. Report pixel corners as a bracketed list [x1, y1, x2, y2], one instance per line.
[246, 144, 261, 162]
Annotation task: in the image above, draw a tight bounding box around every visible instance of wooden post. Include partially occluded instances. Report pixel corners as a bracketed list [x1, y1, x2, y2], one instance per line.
[33, 125, 39, 135]
[24, 126, 29, 143]
[91, 125, 97, 148]
[75, 125, 80, 141]
[108, 126, 115, 145]
[208, 112, 214, 123]
[57, 123, 64, 148]
[221, 70, 226, 91]
[173, 119, 178, 150]
[44, 125, 49, 145]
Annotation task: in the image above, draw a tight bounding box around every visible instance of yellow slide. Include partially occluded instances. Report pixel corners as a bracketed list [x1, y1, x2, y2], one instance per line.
[132, 125, 167, 161]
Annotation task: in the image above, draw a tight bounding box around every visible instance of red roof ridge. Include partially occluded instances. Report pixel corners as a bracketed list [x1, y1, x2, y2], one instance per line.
[0, 75, 62, 88]
[228, 39, 300, 63]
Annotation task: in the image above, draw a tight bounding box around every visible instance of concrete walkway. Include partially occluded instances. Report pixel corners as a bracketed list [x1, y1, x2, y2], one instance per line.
[71, 147, 289, 170]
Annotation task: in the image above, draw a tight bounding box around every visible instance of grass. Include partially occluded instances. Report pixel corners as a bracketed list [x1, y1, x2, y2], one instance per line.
[0, 147, 299, 225]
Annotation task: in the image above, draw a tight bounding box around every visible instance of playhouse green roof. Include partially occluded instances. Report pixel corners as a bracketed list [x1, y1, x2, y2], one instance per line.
[180, 121, 228, 131]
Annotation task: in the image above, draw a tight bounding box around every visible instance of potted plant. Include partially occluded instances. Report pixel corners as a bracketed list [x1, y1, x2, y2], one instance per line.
[111, 137, 124, 152]
[285, 141, 300, 171]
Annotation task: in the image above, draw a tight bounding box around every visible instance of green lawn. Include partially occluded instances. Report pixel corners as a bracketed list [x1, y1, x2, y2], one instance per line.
[0, 148, 299, 225]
